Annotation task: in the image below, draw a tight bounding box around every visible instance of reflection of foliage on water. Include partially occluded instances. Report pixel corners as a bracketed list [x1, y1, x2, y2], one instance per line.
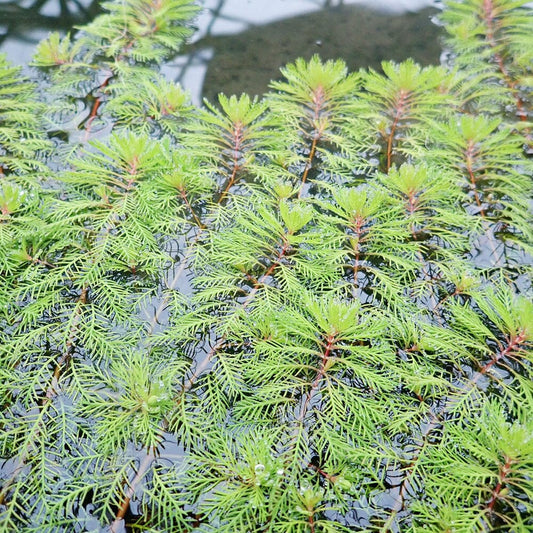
[0, 0, 532, 532]
[0, 0, 102, 45]
[187, 4, 441, 104]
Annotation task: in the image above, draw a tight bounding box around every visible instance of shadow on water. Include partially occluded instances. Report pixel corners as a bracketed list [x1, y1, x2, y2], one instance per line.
[0, 0, 102, 47]
[183, 4, 441, 104]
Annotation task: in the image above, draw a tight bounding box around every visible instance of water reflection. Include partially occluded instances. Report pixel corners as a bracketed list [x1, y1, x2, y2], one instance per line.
[184, 3, 441, 105]
[0, 0, 101, 63]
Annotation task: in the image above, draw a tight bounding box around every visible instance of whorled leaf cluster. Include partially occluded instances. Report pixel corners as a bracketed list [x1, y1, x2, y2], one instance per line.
[0, 0, 532, 532]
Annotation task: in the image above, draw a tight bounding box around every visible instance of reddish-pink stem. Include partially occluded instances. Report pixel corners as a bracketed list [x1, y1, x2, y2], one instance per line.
[351, 215, 365, 291]
[486, 455, 513, 513]
[218, 121, 244, 203]
[385, 89, 409, 172]
[83, 74, 112, 141]
[308, 512, 316, 533]
[479, 329, 527, 377]
[297, 334, 336, 424]
[298, 85, 326, 199]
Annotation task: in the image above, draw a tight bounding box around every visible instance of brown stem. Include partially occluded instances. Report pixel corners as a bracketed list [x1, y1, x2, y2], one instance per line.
[297, 334, 336, 424]
[308, 511, 316, 533]
[433, 288, 460, 312]
[22, 254, 57, 269]
[350, 214, 365, 294]
[46, 286, 89, 400]
[217, 121, 244, 204]
[385, 89, 410, 172]
[179, 187, 205, 228]
[297, 136, 318, 199]
[110, 450, 156, 532]
[83, 73, 112, 141]
[298, 85, 327, 199]
[486, 455, 513, 513]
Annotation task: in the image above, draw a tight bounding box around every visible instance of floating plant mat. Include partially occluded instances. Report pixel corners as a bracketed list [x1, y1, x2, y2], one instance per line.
[0, 0, 532, 532]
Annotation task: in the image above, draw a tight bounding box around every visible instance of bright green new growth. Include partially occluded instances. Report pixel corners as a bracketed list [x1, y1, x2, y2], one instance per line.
[0, 0, 532, 532]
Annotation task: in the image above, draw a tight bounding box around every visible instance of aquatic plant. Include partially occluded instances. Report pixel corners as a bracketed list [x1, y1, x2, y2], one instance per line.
[0, 0, 531, 531]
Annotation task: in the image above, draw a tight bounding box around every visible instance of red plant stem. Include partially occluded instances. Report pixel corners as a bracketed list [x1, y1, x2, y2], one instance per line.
[308, 463, 337, 484]
[297, 334, 336, 424]
[486, 456, 513, 513]
[149, 82, 318, 329]
[407, 190, 419, 222]
[385, 89, 409, 172]
[308, 512, 316, 533]
[147, 117, 254, 331]
[83, 73, 112, 141]
[217, 121, 244, 204]
[351, 215, 364, 292]
[243, 237, 291, 305]
[298, 85, 326, 199]
[179, 187, 204, 228]
[81, 2, 168, 143]
[147, 145, 253, 330]
[479, 329, 527, 377]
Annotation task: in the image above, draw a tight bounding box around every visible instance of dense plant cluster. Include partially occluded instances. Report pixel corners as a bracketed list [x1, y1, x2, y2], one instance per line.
[0, 0, 532, 531]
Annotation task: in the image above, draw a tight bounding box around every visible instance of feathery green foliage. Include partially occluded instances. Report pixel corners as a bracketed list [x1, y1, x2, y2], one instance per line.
[1, 0, 532, 531]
